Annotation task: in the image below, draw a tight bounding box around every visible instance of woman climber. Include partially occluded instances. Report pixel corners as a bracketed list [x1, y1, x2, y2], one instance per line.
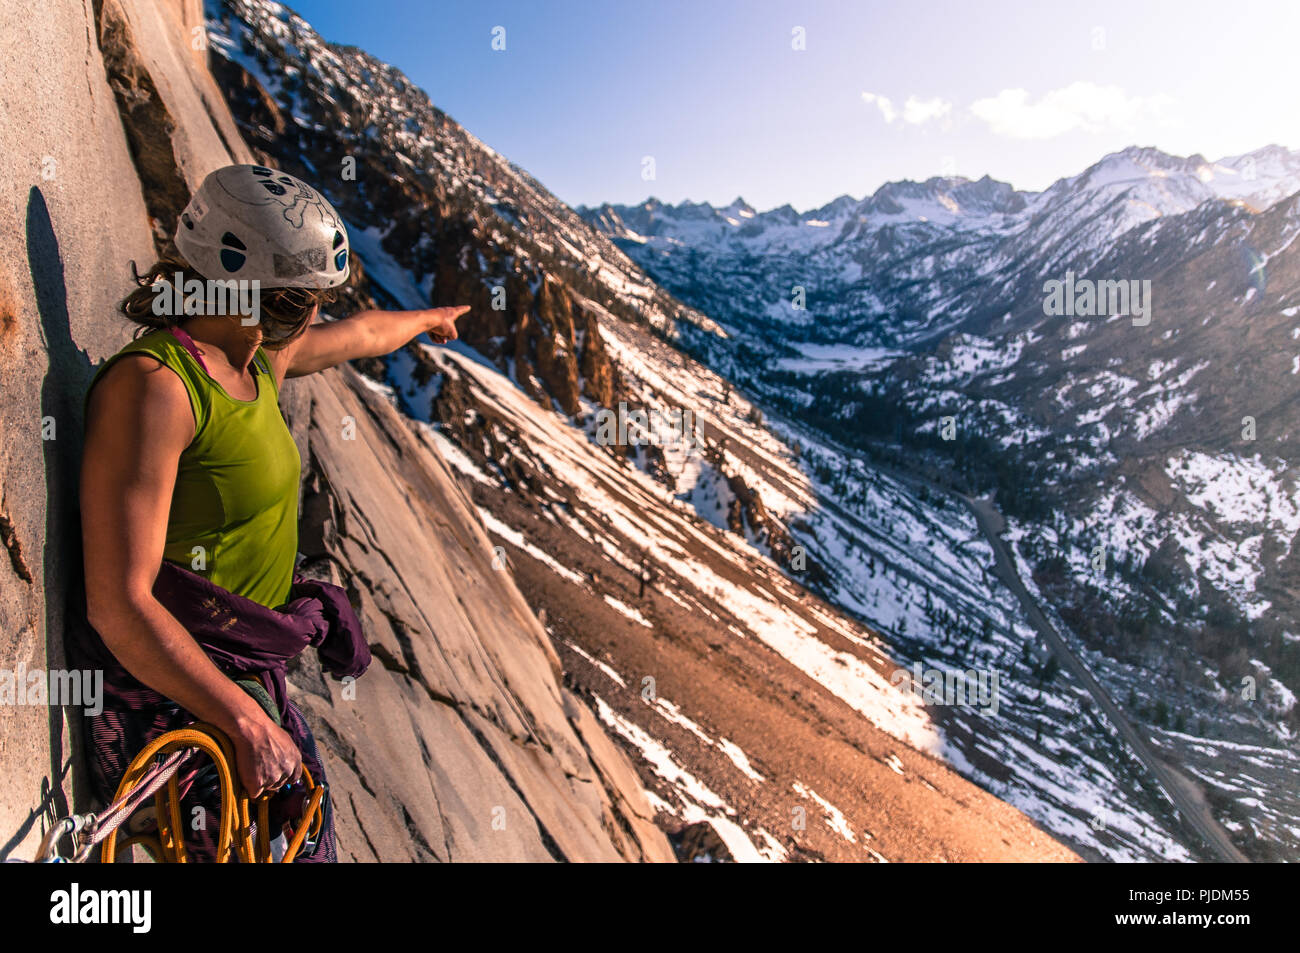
[74, 164, 468, 861]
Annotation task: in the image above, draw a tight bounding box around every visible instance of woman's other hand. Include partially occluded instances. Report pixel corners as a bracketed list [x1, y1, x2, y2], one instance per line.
[230, 711, 303, 798]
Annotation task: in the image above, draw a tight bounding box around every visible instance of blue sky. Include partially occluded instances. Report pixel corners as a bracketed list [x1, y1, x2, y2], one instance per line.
[286, 0, 1300, 212]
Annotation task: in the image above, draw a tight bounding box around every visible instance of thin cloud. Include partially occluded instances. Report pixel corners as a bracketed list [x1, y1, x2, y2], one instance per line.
[861, 91, 897, 124]
[902, 96, 952, 125]
[970, 82, 1175, 139]
[862, 92, 952, 126]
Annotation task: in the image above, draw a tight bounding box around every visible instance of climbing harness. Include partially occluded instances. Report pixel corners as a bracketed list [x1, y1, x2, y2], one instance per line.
[32, 722, 324, 863]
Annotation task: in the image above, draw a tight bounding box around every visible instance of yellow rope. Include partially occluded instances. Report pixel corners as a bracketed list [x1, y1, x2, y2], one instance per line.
[100, 722, 323, 864]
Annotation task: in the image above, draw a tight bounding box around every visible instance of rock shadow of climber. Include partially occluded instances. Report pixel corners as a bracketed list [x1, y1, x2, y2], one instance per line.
[1, 187, 97, 859]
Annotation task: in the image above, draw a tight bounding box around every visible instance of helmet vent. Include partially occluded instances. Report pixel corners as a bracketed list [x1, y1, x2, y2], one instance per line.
[222, 232, 247, 250]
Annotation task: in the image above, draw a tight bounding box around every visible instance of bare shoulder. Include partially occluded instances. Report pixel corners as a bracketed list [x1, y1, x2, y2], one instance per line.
[87, 352, 195, 447]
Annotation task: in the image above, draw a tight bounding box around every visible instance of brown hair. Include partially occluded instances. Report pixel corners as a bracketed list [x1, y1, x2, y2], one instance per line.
[119, 249, 340, 350]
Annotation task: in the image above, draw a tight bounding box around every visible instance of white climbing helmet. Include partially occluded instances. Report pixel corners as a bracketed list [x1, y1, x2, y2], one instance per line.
[174, 164, 350, 289]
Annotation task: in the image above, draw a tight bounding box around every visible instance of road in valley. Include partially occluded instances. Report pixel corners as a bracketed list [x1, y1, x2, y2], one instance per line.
[749, 409, 1248, 861]
[962, 494, 1249, 864]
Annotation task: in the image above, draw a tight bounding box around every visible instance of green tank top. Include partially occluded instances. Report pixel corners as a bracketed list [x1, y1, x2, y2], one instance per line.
[87, 329, 300, 608]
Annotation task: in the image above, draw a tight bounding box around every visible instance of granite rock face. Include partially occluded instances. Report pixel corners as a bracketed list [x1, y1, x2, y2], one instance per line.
[282, 369, 671, 860]
[0, 0, 160, 861]
[0, 0, 672, 863]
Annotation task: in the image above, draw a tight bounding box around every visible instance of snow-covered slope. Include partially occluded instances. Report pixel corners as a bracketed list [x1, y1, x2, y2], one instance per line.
[404, 316, 1199, 861]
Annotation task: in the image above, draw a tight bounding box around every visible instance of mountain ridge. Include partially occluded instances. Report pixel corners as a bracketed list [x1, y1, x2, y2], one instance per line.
[581, 143, 1300, 227]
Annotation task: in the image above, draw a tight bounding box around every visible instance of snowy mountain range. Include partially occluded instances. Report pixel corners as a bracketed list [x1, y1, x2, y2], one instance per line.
[582, 143, 1300, 859]
[205, 0, 1299, 861]
[581, 144, 1300, 348]
[581, 143, 1300, 630]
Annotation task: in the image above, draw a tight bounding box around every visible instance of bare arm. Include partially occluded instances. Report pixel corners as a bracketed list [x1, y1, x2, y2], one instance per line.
[81, 355, 301, 797]
[270, 305, 470, 383]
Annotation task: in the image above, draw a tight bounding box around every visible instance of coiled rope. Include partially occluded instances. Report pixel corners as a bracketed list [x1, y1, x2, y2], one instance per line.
[34, 722, 323, 863]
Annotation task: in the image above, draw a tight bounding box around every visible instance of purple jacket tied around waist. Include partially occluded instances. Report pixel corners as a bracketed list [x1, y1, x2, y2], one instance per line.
[69, 559, 370, 862]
